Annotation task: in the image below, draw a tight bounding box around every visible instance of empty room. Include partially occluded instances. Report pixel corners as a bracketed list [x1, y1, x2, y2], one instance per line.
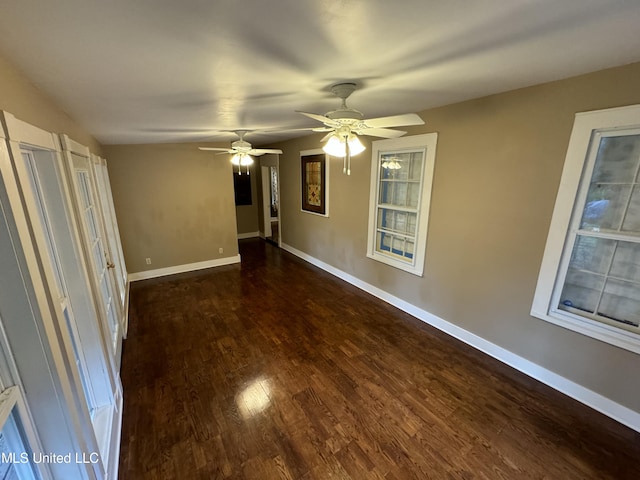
[0, 1, 639, 479]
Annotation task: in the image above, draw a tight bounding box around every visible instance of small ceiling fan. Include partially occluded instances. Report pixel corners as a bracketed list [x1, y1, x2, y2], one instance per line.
[297, 83, 425, 175]
[199, 130, 283, 174]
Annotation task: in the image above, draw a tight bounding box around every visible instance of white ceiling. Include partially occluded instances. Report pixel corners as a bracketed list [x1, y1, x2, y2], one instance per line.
[1, 0, 639, 146]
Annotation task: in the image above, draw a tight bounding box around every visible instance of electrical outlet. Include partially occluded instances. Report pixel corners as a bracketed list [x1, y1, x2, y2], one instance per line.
[145, 257, 151, 265]
[218, 247, 223, 254]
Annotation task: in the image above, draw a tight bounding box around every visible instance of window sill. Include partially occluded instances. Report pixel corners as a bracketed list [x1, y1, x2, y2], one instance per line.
[367, 252, 424, 277]
[531, 307, 640, 354]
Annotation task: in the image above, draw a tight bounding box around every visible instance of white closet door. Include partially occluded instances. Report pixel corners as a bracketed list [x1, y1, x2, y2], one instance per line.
[65, 147, 123, 364]
[91, 155, 128, 336]
[0, 112, 106, 480]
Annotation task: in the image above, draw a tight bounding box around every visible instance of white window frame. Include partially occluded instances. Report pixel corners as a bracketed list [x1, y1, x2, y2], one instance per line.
[367, 133, 437, 276]
[531, 104, 640, 354]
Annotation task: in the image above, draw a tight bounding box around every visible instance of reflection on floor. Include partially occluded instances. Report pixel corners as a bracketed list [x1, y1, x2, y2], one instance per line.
[267, 219, 278, 246]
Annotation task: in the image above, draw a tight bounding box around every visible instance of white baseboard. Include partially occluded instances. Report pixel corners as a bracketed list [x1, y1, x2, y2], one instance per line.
[128, 255, 241, 282]
[280, 242, 640, 433]
[237, 231, 260, 239]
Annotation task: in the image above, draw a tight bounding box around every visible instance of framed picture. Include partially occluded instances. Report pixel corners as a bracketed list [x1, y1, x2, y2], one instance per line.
[300, 149, 329, 216]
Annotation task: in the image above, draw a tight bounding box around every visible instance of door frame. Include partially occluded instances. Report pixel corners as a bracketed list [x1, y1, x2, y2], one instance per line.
[260, 154, 281, 247]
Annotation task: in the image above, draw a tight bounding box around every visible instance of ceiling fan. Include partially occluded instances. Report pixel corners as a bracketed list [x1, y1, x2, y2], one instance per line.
[297, 83, 425, 175]
[199, 130, 283, 174]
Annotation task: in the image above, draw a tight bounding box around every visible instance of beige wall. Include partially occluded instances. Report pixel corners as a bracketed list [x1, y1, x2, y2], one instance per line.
[235, 163, 260, 235]
[103, 143, 239, 273]
[0, 52, 102, 154]
[272, 62, 640, 413]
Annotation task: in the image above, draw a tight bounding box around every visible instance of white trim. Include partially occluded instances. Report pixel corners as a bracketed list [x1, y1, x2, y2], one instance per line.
[123, 281, 130, 339]
[367, 134, 437, 277]
[531, 104, 640, 353]
[128, 255, 241, 281]
[237, 231, 260, 239]
[280, 242, 640, 433]
[1, 112, 60, 151]
[59, 134, 90, 156]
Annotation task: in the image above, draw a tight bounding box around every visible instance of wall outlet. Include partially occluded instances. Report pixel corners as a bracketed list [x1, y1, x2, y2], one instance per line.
[218, 247, 223, 254]
[145, 257, 151, 265]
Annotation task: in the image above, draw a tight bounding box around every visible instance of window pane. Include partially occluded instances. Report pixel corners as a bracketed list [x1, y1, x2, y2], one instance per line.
[379, 181, 393, 204]
[567, 236, 615, 274]
[559, 270, 604, 313]
[392, 236, 405, 256]
[0, 408, 39, 480]
[377, 231, 392, 253]
[622, 185, 640, 232]
[377, 209, 417, 236]
[379, 152, 425, 208]
[580, 185, 631, 230]
[408, 155, 423, 181]
[580, 134, 640, 232]
[598, 279, 640, 327]
[407, 183, 421, 208]
[405, 240, 415, 259]
[560, 237, 640, 326]
[610, 241, 640, 281]
[393, 183, 408, 206]
[76, 171, 91, 208]
[93, 243, 104, 272]
[591, 135, 640, 184]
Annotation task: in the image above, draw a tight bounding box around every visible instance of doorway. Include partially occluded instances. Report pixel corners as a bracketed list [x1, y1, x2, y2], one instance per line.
[260, 155, 280, 246]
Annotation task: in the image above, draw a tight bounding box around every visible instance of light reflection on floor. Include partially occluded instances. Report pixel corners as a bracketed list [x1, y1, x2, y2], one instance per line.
[236, 377, 272, 419]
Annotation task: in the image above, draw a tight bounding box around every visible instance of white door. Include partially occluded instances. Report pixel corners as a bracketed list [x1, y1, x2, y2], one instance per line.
[61, 139, 123, 366]
[20, 150, 99, 412]
[91, 155, 128, 336]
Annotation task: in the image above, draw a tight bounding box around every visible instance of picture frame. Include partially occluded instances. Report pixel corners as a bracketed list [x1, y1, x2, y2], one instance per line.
[300, 149, 329, 216]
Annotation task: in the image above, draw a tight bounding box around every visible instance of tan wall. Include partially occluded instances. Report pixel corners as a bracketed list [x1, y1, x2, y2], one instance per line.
[103, 143, 239, 273]
[272, 62, 640, 413]
[0, 52, 102, 154]
[235, 163, 259, 235]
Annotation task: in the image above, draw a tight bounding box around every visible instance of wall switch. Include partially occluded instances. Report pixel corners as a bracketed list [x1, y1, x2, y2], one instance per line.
[218, 247, 223, 254]
[145, 257, 151, 265]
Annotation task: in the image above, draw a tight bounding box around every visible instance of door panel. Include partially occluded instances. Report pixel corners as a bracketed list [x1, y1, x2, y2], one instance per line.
[66, 151, 123, 364]
[91, 156, 128, 336]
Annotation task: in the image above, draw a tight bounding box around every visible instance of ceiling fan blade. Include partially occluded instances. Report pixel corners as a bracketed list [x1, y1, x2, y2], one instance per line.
[199, 147, 233, 152]
[320, 132, 334, 142]
[296, 111, 340, 127]
[359, 127, 407, 138]
[363, 113, 424, 128]
[249, 148, 283, 155]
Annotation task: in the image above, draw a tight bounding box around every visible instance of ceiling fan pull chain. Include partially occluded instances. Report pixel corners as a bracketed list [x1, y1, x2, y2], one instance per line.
[346, 139, 351, 175]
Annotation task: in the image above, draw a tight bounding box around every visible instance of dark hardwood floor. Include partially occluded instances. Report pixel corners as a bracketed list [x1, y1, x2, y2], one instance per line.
[119, 239, 640, 479]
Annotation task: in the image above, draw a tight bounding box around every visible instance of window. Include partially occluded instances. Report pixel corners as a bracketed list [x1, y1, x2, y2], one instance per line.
[532, 105, 640, 353]
[367, 133, 437, 276]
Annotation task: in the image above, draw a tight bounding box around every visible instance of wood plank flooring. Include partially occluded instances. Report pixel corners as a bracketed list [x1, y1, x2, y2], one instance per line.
[119, 239, 640, 479]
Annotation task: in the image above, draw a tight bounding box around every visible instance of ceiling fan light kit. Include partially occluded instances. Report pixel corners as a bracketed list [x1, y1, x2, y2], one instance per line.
[198, 130, 282, 175]
[298, 82, 425, 176]
[322, 132, 366, 175]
